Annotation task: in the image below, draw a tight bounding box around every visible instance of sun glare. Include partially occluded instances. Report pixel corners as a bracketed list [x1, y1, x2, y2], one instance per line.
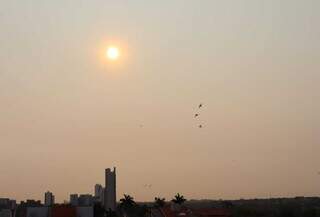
[106, 47, 120, 60]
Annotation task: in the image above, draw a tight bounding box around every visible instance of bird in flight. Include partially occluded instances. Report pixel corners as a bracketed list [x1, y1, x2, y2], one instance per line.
[199, 125, 203, 128]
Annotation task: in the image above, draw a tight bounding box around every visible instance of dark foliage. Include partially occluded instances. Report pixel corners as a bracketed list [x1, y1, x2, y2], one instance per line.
[154, 197, 166, 208]
[172, 193, 186, 205]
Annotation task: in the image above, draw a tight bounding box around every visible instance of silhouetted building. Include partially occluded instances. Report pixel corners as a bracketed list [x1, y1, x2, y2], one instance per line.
[104, 167, 116, 211]
[94, 184, 104, 205]
[0, 199, 10, 207]
[44, 192, 54, 207]
[70, 195, 78, 206]
[26, 207, 48, 217]
[0, 209, 12, 217]
[15, 200, 42, 217]
[20, 200, 42, 207]
[78, 195, 93, 207]
[94, 184, 102, 198]
[0, 198, 16, 210]
[76, 207, 93, 217]
[9, 200, 16, 210]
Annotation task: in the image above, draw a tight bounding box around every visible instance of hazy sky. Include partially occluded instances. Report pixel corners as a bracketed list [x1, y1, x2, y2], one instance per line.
[1, 0, 320, 202]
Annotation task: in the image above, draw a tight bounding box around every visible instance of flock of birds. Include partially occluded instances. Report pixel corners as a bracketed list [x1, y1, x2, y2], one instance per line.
[195, 103, 204, 128]
[139, 103, 205, 129]
[141, 104, 205, 190]
[140, 104, 320, 190]
[141, 104, 320, 192]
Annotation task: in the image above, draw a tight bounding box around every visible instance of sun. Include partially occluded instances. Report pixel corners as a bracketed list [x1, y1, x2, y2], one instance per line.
[106, 47, 120, 60]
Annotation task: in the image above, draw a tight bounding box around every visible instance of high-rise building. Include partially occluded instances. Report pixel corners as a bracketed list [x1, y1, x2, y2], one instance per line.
[44, 191, 55, 206]
[95, 184, 102, 197]
[104, 167, 116, 211]
[94, 184, 104, 205]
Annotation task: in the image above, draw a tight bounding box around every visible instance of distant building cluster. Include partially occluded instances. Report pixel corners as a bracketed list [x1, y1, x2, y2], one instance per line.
[0, 167, 240, 217]
[0, 168, 116, 217]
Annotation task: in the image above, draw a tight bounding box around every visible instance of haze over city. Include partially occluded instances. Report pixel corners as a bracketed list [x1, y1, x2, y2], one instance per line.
[1, 0, 319, 203]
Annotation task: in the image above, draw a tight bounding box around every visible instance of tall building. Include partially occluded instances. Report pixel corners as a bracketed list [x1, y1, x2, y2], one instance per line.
[94, 184, 104, 205]
[44, 191, 55, 206]
[104, 167, 116, 211]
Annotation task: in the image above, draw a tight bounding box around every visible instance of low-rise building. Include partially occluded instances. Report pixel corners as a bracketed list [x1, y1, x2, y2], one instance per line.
[70, 195, 79, 207]
[0, 209, 12, 217]
[78, 195, 93, 207]
[0, 198, 16, 210]
[26, 207, 48, 217]
[76, 207, 93, 217]
[0, 199, 10, 207]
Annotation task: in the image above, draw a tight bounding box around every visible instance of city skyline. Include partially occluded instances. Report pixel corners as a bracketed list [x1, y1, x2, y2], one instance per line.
[0, 168, 116, 206]
[1, 0, 320, 202]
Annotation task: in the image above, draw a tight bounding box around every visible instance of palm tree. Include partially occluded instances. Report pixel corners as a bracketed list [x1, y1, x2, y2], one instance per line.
[171, 193, 186, 205]
[120, 194, 136, 209]
[154, 197, 166, 208]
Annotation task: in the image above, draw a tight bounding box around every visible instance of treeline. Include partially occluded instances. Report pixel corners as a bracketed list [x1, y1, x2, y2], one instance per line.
[93, 195, 320, 217]
[188, 197, 320, 217]
[94, 193, 187, 217]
